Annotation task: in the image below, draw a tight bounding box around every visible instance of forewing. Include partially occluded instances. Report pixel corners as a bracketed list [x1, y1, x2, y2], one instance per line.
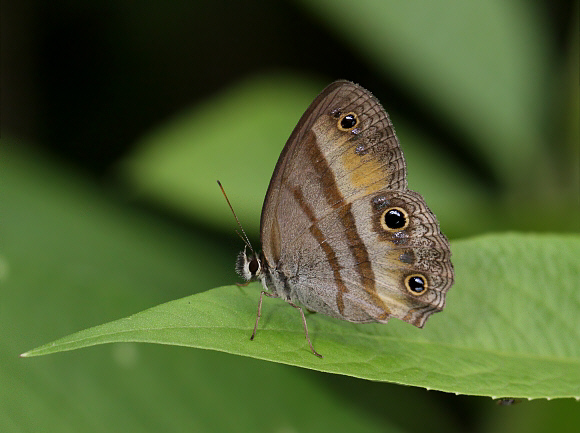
[260, 81, 407, 265]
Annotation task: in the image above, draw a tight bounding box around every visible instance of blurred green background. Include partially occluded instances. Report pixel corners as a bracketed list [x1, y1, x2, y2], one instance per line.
[2, 1, 579, 432]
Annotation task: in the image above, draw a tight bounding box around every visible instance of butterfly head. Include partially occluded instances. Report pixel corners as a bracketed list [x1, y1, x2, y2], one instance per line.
[236, 246, 263, 282]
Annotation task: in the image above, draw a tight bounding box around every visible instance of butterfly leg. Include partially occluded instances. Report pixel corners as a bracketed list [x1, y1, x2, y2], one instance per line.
[250, 291, 277, 341]
[250, 291, 323, 358]
[287, 301, 323, 358]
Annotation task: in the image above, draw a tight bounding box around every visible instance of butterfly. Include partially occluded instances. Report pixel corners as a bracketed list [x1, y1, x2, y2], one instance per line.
[232, 80, 454, 357]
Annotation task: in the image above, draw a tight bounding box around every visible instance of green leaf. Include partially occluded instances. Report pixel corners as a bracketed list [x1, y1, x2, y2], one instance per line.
[23, 233, 580, 400]
[2, 142, 399, 433]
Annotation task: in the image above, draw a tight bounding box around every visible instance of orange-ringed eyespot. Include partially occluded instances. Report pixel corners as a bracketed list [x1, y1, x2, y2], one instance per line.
[337, 112, 359, 131]
[380, 207, 409, 231]
[405, 274, 428, 295]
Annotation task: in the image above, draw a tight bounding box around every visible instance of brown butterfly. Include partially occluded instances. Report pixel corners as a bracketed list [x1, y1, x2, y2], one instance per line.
[234, 80, 454, 357]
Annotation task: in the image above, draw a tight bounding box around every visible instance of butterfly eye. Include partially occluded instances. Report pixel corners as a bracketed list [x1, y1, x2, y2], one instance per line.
[249, 257, 260, 275]
[405, 274, 428, 295]
[380, 207, 409, 231]
[337, 112, 359, 131]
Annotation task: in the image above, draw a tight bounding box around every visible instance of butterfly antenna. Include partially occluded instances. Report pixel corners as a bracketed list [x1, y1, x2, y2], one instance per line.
[217, 180, 255, 254]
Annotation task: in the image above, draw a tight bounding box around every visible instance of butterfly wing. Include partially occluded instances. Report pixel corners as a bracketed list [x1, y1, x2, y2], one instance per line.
[289, 188, 454, 326]
[260, 81, 453, 326]
[260, 81, 406, 262]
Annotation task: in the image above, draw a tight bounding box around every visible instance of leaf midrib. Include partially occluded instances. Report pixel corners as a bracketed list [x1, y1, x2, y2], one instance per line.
[24, 323, 580, 365]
